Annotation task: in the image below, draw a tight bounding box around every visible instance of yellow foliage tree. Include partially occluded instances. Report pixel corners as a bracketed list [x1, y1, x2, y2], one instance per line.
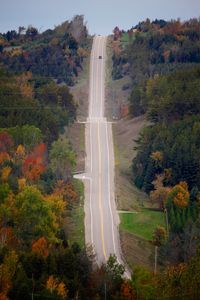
[151, 151, 163, 168]
[16, 144, 25, 159]
[18, 178, 26, 191]
[1, 167, 12, 182]
[46, 276, 68, 299]
[45, 194, 66, 226]
[0, 251, 18, 299]
[46, 275, 58, 293]
[16, 72, 33, 98]
[57, 282, 68, 299]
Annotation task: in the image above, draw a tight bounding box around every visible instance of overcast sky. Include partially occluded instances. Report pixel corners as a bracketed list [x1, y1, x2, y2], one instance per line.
[0, 0, 200, 35]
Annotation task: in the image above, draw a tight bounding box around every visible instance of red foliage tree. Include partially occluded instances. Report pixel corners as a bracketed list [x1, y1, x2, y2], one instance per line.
[0, 131, 13, 153]
[22, 143, 46, 181]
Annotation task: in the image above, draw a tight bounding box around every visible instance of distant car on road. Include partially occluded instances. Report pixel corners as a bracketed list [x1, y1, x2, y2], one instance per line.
[99, 55, 102, 59]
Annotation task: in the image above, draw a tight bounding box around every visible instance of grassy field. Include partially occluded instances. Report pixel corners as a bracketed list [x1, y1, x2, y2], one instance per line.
[120, 209, 165, 241]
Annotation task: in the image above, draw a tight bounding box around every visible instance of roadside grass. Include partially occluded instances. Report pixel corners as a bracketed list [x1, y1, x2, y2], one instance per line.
[105, 37, 131, 120]
[113, 117, 149, 211]
[64, 179, 85, 248]
[70, 39, 92, 120]
[63, 41, 91, 248]
[120, 209, 165, 241]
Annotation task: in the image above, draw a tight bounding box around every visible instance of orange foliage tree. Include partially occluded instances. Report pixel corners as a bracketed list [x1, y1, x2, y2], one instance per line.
[53, 180, 78, 203]
[0, 153, 11, 165]
[22, 143, 46, 181]
[0, 251, 18, 299]
[32, 237, 49, 257]
[46, 276, 68, 299]
[120, 281, 137, 300]
[167, 181, 190, 208]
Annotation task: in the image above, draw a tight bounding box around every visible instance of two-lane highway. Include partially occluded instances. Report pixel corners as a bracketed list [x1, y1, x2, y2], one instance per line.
[84, 35, 123, 265]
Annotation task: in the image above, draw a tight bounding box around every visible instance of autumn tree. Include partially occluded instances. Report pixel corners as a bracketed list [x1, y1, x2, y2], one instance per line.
[46, 275, 68, 299]
[45, 194, 66, 226]
[153, 226, 167, 247]
[1, 167, 12, 183]
[0, 131, 13, 153]
[15, 144, 25, 159]
[113, 26, 122, 40]
[16, 72, 33, 99]
[150, 173, 171, 209]
[0, 184, 14, 227]
[53, 180, 78, 203]
[0, 153, 10, 165]
[0, 227, 17, 251]
[165, 182, 190, 232]
[32, 237, 49, 258]
[119, 281, 137, 300]
[22, 143, 46, 181]
[0, 251, 18, 299]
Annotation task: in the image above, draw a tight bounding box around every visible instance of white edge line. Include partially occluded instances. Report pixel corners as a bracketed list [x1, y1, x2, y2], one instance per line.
[89, 36, 94, 117]
[105, 121, 116, 253]
[89, 123, 94, 246]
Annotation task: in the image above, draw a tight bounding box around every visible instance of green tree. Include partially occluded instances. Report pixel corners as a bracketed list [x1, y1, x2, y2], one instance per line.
[131, 266, 156, 300]
[14, 186, 58, 243]
[49, 137, 76, 180]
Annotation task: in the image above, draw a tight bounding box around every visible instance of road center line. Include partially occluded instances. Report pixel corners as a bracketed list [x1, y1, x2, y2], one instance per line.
[97, 120, 107, 260]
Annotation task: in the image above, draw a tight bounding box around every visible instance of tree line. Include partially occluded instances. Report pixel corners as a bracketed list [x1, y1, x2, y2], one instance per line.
[0, 15, 89, 86]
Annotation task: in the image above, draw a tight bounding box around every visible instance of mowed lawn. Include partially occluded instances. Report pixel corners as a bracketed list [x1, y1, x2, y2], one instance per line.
[120, 209, 165, 241]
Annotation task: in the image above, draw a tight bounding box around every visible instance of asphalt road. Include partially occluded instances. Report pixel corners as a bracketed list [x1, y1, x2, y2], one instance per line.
[83, 35, 123, 266]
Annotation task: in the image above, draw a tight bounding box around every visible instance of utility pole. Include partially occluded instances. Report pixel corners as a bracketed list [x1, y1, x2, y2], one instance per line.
[154, 245, 158, 274]
[164, 207, 169, 236]
[31, 273, 34, 300]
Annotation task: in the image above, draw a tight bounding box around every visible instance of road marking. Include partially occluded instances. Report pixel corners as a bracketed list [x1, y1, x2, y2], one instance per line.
[97, 120, 107, 260]
[105, 121, 117, 253]
[89, 123, 94, 246]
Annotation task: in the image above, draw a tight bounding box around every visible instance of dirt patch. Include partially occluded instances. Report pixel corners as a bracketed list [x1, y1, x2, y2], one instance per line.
[113, 116, 149, 211]
[120, 230, 154, 270]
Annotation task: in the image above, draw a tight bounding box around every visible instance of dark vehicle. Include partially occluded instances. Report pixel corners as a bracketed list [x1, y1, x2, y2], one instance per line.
[99, 55, 102, 59]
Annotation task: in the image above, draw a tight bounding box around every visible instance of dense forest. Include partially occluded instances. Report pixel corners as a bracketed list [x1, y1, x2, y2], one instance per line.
[111, 18, 200, 299]
[0, 15, 89, 86]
